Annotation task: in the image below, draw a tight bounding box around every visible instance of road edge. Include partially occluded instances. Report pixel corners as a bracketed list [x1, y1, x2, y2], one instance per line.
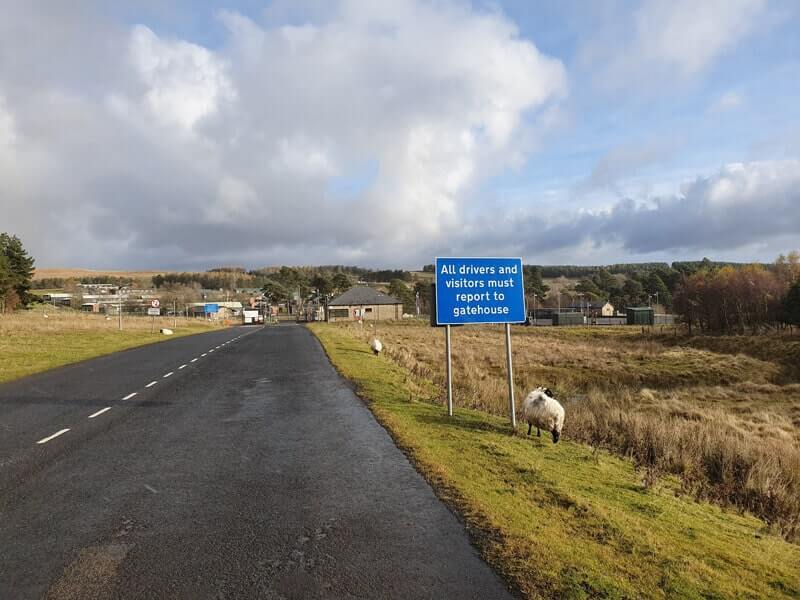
[0, 324, 234, 386]
[305, 324, 523, 599]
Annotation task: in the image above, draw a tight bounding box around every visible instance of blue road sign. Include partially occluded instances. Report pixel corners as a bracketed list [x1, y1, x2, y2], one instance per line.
[435, 257, 526, 325]
[205, 303, 219, 314]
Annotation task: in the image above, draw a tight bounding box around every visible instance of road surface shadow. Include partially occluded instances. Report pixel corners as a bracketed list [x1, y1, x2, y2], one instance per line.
[413, 411, 510, 435]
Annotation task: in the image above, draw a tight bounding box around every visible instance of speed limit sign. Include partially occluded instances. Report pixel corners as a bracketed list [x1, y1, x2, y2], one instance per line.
[151, 299, 160, 308]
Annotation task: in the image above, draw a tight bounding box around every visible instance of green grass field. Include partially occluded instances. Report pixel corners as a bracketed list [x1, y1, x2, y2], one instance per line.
[0, 313, 222, 383]
[309, 323, 800, 599]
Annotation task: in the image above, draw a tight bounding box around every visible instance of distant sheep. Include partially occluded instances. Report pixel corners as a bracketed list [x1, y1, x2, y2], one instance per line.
[370, 338, 383, 355]
[521, 387, 565, 444]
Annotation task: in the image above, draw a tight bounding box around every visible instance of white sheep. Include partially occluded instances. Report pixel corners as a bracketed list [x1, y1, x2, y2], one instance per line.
[521, 387, 565, 444]
[370, 338, 383, 355]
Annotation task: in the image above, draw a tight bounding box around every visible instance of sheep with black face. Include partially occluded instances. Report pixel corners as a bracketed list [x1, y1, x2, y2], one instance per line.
[520, 387, 565, 443]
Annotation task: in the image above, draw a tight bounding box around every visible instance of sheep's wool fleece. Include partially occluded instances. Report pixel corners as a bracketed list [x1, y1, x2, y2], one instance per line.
[370, 339, 383, 353]
[521, 389, 565, 433]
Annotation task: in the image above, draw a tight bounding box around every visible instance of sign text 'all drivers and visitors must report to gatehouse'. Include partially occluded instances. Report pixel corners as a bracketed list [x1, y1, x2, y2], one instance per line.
[435, 257, 526, 325]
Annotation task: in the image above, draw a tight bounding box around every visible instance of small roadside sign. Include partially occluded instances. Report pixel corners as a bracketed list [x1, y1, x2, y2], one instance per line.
[150, 299, 160, 308]
[147, 307, 160, 316]
[434, 256, 525, 428]
[434, 257, 526, 325]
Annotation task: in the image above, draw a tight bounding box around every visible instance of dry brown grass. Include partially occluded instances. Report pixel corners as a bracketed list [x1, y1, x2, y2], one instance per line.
[33, 268, 166, 281]
[345, 320, 800, 541]
[0, 308, 204, 334]
[569, 389, 800, 541]
[1, 309, 224, 384]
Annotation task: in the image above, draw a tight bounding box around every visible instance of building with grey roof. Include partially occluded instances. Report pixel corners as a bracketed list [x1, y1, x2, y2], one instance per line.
[327, 286, 403, 321]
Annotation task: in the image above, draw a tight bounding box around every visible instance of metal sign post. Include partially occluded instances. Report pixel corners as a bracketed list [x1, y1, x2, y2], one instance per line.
[434, 257, 526, 428]
[504, 323, 516, 428]
[445, 324, 453, 416]
[148, 300, 161, 333]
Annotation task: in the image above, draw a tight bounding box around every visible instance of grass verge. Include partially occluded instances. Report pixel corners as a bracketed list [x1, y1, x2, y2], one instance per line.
[0, 313, 223, 383]
[309, 323, 800, 599]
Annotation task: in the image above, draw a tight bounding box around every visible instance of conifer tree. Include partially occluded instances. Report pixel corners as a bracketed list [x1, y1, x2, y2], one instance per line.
[0, 233, 35, 308]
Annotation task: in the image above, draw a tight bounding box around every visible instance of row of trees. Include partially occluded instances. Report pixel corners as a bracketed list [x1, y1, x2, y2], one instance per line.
[511, 255, 800, 329]
[674, 254, 800, 334]
[152, 265, 414, 293]
[425, 261, 719, 310]
[570, 268, 673, 309]
[260, 267, 355, 304]
[0, 233, 35, 313]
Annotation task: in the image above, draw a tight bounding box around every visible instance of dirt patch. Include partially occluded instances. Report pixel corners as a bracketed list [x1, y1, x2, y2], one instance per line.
[45, 542, 132, 600]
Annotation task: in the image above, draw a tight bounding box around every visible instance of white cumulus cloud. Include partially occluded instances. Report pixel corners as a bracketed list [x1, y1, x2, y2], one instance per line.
[0, 0, 567, 269]
[582, 0, 767, 90]
[128, 25, 236, 130]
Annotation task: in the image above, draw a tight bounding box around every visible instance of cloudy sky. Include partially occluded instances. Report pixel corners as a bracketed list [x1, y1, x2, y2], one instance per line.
[1, 0, 798, 270]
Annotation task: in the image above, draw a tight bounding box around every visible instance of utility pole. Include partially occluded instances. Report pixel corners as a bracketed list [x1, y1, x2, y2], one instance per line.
[118, 300, 122, 330]
[173, 299, 177, 328]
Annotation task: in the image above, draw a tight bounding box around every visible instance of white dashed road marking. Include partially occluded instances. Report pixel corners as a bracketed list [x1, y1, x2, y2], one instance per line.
[88, 407, 112, 419]
[37, 429, 70, 444]
[33, 329, 255, 447]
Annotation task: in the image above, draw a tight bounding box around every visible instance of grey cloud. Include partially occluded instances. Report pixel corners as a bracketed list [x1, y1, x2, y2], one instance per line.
[578, 138, 681, 191]
[598, 167, 800, 253]
[514, 161, 800, 257]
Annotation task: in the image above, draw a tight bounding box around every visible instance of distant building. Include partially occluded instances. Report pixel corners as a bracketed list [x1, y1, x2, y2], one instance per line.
[42, 293, 73, 306]
[626, 307, 655, 326]
[77, 283, 119, 295]
[189, 301, 243, 319]
[595, 302, 615, 317]
[564, 302, 615, 316]
[327, 286, 402, 321]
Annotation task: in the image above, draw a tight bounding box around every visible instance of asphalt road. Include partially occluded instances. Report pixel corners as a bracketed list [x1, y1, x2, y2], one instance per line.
[0, 324, 512, 599]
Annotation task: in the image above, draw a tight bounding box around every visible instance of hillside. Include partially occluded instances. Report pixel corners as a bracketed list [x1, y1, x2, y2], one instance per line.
[33, 268, 166, 281]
